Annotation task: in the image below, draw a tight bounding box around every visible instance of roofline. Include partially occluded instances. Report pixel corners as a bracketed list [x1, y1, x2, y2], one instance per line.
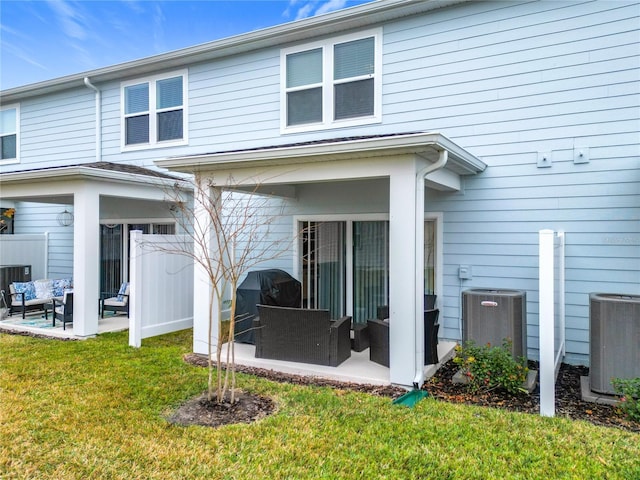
[1, 0, 465, 101]
[155, 132, 487, 175]
[0, 165, 188, 188]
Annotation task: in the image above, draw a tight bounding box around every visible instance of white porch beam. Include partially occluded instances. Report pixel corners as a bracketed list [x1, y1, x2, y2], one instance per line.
[425, 168, 461, 191]
[73, 186, 100, 337]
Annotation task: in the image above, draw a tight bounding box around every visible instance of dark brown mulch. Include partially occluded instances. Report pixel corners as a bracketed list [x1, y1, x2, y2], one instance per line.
[183, 354, 639, 432]
[425, 360, 639, 432]
[167, 390, 276, 427]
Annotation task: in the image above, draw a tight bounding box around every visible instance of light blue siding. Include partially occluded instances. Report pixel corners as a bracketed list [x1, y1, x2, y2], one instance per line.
[1, 0, 637, 365]
[12, 202, 74, 279]
[15, 90, 96, 169]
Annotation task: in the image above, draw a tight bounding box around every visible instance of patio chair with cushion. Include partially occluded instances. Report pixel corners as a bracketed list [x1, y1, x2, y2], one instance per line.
[254, 305, 352, 367]
[53, 291, 73, 330]
[100, 282, 130, 318]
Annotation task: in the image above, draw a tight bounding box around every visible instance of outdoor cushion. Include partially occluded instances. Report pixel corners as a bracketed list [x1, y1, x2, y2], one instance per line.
[116, 282, 129, 302]
[34, 279, 54, 300]
[13, 282, 36, 301]
[103, 298, 127, 307]
[52, 278, 73, 297]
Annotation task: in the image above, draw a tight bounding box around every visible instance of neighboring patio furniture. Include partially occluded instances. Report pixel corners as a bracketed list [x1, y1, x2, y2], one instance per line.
[254, 305, 352, 366]
[53, 291, 73, 330]
[9, 278, 72, 319]
[100, 282, 130, 317]
[424, 309, 440, 365]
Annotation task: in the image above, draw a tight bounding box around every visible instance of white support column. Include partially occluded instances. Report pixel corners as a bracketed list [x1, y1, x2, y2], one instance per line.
[539, 229, 555, 417]
[192, 182, 220, 356]
[73, 186, 100, 337]
[388, 157, 419, 387]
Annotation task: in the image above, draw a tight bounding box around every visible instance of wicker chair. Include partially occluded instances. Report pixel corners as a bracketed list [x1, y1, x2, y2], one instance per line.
[368, 306, 441, 368]
[254, 305, 352, 367]
[367, 318, 390, 367]
[424, 309, 440, 365]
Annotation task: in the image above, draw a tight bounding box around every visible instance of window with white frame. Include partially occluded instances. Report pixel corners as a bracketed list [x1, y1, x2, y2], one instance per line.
[121, 71, 187, 149]
[281, 29, 381, 132]
[0, 105, 18, 163]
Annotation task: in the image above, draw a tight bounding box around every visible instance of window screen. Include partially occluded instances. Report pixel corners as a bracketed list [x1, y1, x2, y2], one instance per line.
[0, 108, 17, 159]
[286, 48, 322, 88]
[334, 37, 374, 80]
[157, 77, 183, 109]
[125, 84, 149, 114]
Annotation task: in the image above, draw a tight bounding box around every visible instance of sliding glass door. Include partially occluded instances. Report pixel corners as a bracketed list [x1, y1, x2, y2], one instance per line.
[300, 219, 389, 324]
[352, 221, 389, 323]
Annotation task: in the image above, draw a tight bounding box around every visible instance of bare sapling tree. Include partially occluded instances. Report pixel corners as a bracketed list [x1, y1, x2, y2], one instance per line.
[158, 172, 293, 404]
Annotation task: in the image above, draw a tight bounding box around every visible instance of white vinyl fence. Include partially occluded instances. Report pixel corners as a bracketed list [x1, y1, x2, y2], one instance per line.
[539, 229, 566, 417]
[129, 230, 194, 347]
[0, 233, 49, 279]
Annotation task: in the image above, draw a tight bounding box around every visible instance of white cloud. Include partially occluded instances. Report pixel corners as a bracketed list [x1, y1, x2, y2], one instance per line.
[315, 0, 348, 16]
[152, 3, 166, 53]
[1, 40, 47, 70]
[45, 0, 88, 40]
[294, 2, 316, 20]
[289, 0, 351, 20]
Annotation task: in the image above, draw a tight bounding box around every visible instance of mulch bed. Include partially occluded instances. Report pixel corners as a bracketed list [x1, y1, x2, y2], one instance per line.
[184, 354, 639, 432]
[425, 360, 639, 432]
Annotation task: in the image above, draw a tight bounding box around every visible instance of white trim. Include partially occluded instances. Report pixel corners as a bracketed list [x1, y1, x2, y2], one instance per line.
[120, 69, 189, 152]
[280, 28, 382, 134]
[0, 103, 19, 164]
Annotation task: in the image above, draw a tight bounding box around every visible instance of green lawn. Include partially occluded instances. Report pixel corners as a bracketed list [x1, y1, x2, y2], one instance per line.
[1, 330, 638, 479]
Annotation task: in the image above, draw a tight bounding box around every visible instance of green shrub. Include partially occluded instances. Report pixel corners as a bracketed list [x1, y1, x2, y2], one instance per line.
[611, 377, 640, 422]
[453, 339, 529, 395]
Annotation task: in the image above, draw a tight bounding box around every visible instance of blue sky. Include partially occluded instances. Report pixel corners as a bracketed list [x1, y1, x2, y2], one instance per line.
[0, 0, 376, 90]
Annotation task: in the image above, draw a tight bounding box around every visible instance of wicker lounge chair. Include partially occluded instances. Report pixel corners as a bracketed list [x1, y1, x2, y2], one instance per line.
[367, 318, 390, 367]
[368, 306, 441, 368]
[254, 305, 352, 367]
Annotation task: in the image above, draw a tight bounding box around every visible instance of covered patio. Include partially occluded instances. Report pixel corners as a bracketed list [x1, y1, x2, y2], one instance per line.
[0, 310, 129, 340]
[158, 132, 487, 388]
[0, 162, 182, 337]
[223, 339, 458, 386]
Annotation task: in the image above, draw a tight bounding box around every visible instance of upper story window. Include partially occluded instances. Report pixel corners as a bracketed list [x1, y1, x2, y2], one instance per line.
[0, 104, 19, 164]
[121, 70, 187, 150]
[281, 29, 382, 133]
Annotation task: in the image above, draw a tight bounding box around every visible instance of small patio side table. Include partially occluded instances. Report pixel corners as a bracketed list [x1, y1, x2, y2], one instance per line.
[351, 322, 370, 352]
[43, 301, 54, 324]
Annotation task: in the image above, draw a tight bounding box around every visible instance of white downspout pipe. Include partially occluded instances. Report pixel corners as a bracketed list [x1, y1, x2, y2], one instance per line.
[413, 149, 448, 388]
[83, 77, 101, 162]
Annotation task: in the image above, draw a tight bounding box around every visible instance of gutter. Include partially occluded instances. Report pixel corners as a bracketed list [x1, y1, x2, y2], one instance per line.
[413, 149, 448, 388]
[83, 77, 101, 162]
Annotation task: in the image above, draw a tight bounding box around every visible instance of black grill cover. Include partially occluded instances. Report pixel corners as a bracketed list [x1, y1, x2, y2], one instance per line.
[234, 269, 301, 344]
